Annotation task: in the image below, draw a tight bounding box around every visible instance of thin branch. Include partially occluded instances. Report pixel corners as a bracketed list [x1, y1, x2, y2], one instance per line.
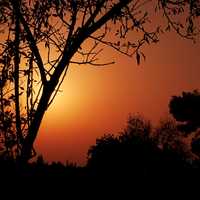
[70, 60, 115, 66]
[83, 0, 106, 27]
[65, 1, 78, 47]
[89, 35, 132, 57]
[47, 64, 69, 107]
[162, 6, 194, 40]
[19, 13, 47, 84]
[86, 0, 132, 36]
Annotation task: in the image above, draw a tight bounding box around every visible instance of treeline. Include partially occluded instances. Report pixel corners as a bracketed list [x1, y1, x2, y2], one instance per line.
[0, 115, 199, 180]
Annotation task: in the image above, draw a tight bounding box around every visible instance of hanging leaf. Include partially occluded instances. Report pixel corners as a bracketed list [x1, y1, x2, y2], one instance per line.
[45, 41, 49, 48]
[136, 52, 140, 65]
[9, 94, 15, 100]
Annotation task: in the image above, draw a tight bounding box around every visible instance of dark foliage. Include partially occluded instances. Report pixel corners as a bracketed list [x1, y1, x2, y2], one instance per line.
[169, 90, 200, 134]
[169, 90, 200, 158]
[87, 116, 191, 181]
[192, 137, 200, 156]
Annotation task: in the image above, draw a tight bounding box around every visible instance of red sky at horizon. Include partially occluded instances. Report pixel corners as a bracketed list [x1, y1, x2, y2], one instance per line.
[34, 30, 200, 166]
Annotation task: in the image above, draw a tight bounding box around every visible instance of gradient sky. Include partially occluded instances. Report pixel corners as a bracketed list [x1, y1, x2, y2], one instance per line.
[34, 28, 200, 165]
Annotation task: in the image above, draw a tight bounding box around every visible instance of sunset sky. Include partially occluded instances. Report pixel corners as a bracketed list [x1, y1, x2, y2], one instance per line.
[34, 29, 200, 165]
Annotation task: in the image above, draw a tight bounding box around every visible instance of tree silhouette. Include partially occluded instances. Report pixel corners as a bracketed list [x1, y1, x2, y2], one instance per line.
[0, 0, 199, 164]
[169, 90, 200, 158]
[155, 118, 188, 152]
[154, 118, 193, 163]
[169, 90, 200, 134]
[87, 115, 189, 179]
[87, 116, 154, 177]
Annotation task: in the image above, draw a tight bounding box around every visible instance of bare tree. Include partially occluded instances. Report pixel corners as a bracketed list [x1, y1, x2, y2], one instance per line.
[0, 0, 198, 164]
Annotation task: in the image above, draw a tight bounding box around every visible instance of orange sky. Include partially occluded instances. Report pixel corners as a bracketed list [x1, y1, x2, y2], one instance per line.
[33, 30, 200, 165]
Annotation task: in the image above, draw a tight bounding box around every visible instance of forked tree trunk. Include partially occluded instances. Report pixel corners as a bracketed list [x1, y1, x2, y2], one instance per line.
[18, 83, 55, 164]
[17, 0, 132, 165]
[18, 44, 78, 164]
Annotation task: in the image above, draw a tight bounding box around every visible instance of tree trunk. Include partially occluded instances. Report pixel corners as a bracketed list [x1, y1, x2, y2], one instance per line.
[13, 0, 23, 152]
[18, 46, 77, 164]
[18, 83, 55, 164]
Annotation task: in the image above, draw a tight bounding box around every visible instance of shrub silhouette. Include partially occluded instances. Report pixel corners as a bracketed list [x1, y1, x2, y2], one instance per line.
[87, 115, 189, 180]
